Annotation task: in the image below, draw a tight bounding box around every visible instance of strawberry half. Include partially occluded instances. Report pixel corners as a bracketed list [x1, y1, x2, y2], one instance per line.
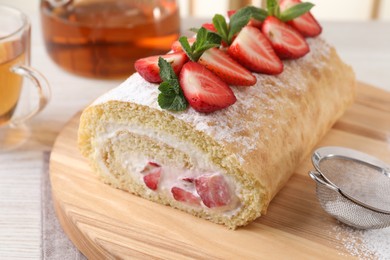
[195, 174, 233, 208]
[179, 62, 236, 113]
[141, 162, 162, 191]
[227, 26, 283, 75]
[198, 48, 256, 86]
[171, 187, 201, 206]
[262, 16, 309, 59]
[171, 38, 196, 53]
[280, 0, 322, 37]
[135, 52, 188, 83]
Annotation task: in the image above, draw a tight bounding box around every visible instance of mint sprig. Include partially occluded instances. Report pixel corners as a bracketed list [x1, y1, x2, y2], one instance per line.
[179, 27, 221, 62]
[157, 57, 188, 111]
[267, 0, 314, 22]
[229, 6, 267, 42]
[211, 6, 266, 46]
[279, 2, 314, 21]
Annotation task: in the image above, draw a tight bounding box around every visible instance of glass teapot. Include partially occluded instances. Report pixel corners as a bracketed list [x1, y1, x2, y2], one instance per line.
[40, 0, 180, 78]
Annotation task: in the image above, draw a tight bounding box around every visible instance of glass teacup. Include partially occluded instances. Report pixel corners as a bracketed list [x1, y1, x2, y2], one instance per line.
[0, 5, 51, 151]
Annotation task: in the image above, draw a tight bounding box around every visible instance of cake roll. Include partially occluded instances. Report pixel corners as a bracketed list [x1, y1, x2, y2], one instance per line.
[78, 37, 355, 229]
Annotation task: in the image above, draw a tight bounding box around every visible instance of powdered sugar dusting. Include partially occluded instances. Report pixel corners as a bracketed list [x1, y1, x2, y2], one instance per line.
[92, 37, 331, 161]
[93, 73, 161, 109]
[332, 224, 390, 259]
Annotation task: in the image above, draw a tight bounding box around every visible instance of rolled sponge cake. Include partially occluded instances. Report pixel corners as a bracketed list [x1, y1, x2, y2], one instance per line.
[78, 37, 355, 229]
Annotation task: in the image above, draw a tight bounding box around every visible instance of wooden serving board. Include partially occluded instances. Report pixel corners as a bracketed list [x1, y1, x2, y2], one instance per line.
[50, 82, 390, 259]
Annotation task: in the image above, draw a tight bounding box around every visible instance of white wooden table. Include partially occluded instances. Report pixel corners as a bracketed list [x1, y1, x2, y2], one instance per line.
[0, 11, 390, 259]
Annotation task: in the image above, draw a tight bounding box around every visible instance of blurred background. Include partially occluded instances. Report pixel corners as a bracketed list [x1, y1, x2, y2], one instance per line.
[2, 0, 390, 21]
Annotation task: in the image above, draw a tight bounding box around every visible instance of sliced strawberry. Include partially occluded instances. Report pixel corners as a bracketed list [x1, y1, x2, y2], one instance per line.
[198, 48, 256, 86]
[171, 187, 201, 206]
[141, 162, 161, 191]
[202, 23, 217, 32]
[248, 19, 262, 30]
[227, 26, 283, 75]
[147, 162, 160, 168]
[141, 161, 161, 174]
[280, 0, 322, 37]
[179, 62, 236, 113]
[171, 38, 196, 53]
[134, 52, 188, 83]
[262, 16, 309, 59]
[195, 174, 233, 208]
[182, 177, 194, 183]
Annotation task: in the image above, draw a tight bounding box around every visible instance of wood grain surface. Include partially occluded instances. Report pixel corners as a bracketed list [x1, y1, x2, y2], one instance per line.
[50, 82, 390, 259]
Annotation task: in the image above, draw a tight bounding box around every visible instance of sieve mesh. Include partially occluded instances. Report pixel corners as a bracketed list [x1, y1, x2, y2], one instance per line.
[318, 157, 390, 213]
[315, 174, 390, 229]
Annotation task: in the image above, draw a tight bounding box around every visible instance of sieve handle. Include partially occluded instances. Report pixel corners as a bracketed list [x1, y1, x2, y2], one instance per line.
[308, 171, 339, 192]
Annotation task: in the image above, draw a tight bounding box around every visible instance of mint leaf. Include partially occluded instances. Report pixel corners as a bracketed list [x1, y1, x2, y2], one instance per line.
[180, 27, 221, 62]
[194, 42, 220, 57]
[194, 26, 207, 47]
[158, 83, 187, 111]
[228, 7, 251, 43]
[158, 56, 176, 82]
[267, 0, 280, 17]
[279, 2, 314, 21]
[206, 30, 222, 43]
[179, 36, 195, 61]
[159, 81, 176, 96]
[212, 14, 229, 43]
[157, 57, 188, 111]
[228, 6, 266, 44]
[252, 7, 268, 21]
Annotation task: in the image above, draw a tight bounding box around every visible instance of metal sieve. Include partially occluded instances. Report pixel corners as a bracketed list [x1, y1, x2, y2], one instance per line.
[309, 146, 390, 229]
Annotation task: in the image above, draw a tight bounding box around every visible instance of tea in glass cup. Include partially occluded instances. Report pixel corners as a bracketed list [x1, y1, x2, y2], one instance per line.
[0, 41, 25, 125]
[0, 5, 51, 151]
[40, 0, 181, 79]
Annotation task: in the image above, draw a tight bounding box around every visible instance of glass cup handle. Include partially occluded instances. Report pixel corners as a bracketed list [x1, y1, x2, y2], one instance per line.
[10, 65, 51, 126]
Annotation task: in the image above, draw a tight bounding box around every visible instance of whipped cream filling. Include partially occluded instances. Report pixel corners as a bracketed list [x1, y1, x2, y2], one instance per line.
[103, 123, 220, 171]
[135, 161, 240, 214]
[92, 124, 243, 216]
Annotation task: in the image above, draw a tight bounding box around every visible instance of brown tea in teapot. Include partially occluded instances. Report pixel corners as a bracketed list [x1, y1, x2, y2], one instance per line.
[40, 0, 180, 78]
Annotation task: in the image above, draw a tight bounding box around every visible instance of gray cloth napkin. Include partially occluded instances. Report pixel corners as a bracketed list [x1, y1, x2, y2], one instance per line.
[41, 152, 86, 260]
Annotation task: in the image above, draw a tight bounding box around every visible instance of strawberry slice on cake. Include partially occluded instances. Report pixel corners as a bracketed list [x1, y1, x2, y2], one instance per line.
[262, 16, 309, 59]
[280, 0, 322, 37]
[135, 52, 188, 83]
[179, 62, 237, 113]
[228, 26, 283, 74]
